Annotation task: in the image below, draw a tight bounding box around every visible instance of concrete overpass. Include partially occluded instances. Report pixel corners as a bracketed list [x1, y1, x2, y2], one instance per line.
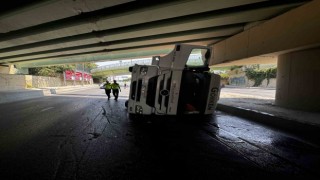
[0, 0, 319, 111]
[92, 58, 152, 77]
[91, 55, 206, 76]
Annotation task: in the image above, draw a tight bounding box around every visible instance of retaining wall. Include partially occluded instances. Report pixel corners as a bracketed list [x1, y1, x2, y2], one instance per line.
[0, 74, 92, 90]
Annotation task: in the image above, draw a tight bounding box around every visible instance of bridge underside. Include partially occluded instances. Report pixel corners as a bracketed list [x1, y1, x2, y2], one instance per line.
[93, 68, 130, 77]
[0, 0, 310, 68]
[0, 0, 319, 112]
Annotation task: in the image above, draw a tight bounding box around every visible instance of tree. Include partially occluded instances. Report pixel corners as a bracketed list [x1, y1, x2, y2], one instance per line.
[84, 62, 97, 70]
[245, 67, 277, 86]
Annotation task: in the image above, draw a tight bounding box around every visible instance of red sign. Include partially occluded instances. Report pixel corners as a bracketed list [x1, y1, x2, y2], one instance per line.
[65, 70, 75, 80]
[65, 71, 92, 81]
[83, 73, 90, 81]
[75, 72, 82, 81]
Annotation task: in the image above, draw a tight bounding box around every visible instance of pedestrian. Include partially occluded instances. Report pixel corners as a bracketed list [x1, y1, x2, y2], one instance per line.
[111, 80, 121, 100]
[124, 83, 127, 89]
[104, 80, 112, 100]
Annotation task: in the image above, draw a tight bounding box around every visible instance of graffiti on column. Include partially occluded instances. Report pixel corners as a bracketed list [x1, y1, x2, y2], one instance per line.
[230, 77, 246, 86]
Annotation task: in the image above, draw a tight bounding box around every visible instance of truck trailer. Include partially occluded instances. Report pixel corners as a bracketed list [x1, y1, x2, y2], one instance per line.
[125, 44, 221, 116]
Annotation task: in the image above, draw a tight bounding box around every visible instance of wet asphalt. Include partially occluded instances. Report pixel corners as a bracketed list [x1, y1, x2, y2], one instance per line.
[0, 88, 319, 180]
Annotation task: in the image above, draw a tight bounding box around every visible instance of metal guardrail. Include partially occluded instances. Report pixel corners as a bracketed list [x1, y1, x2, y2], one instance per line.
[91, 57, 204, 73]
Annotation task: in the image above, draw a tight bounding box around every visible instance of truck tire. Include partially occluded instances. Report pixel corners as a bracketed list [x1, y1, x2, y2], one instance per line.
[128, 113, 137, 120]
[125, 100, 128, 108]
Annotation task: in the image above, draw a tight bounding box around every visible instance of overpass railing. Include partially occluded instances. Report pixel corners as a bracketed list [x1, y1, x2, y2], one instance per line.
[91, 56, 203, 73]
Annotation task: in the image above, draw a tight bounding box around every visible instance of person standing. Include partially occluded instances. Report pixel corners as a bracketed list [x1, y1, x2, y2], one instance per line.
[104, 80, 112, 100]
[111, 80, 121, 100]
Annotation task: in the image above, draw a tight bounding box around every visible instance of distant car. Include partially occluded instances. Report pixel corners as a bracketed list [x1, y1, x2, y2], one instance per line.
[99, 83, 105, 89]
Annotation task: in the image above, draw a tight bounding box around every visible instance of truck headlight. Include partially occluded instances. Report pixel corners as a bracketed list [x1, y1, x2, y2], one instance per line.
[135, 105, 143, 114]
[141, 85, 145, 94]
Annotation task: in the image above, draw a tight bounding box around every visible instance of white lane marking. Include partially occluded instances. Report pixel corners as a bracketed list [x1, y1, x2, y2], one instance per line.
[41, 107, 54, 112]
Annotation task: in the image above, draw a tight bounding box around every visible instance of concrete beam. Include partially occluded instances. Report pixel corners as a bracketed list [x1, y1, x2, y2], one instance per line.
[210, 55, 277, 67]
[0, 0, 267, 49]
[14, 48, 174, 68]
[12, 40, 214, 67]
[1, 26, 237, 62]
[0, 2, 299, 58]
[0, 0, 135, 33]
[211, 0, 320, 66]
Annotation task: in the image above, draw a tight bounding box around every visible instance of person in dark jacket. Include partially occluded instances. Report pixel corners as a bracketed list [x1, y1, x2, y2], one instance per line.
[111, 80, 121, 100]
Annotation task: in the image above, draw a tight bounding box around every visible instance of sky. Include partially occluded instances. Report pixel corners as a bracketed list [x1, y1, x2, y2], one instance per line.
[95, 61, 121, 67]
[95, 58, 151, 67]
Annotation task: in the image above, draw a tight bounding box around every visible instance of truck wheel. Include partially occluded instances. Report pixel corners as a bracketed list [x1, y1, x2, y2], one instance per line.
[128, 113, 137, 120]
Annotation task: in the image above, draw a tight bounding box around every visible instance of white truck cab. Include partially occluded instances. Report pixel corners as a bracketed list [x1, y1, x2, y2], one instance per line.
[126, 44, 221, 116]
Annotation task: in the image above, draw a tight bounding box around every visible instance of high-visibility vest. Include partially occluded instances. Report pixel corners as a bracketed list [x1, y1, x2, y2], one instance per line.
[105, 83, 112, 90]
[111, 83, 120, 90]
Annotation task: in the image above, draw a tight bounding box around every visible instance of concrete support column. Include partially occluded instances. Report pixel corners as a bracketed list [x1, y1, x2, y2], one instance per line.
[8, 65, 16, 74]
[276, 47, 320, 111]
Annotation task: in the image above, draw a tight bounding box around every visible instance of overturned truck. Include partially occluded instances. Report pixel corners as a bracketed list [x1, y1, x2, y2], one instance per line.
[125, 44, 221, 116]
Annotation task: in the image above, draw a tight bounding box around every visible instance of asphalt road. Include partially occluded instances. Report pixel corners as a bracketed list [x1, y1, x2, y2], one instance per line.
[0, 87, 319, 179]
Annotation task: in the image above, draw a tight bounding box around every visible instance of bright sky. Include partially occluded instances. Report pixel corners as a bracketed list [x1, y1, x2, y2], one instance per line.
[95, 58, 151, 67]
[95, 61, 121, 67]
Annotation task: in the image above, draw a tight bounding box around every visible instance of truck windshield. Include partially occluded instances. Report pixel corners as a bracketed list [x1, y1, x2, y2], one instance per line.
[186, 48, 210, 67]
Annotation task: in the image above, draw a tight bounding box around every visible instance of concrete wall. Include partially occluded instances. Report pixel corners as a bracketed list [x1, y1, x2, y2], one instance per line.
[228, 72, 246, 86]
[0, 73, 93, 90]
[0, 66, 9, 74]
[0, 74, 26, 90]
[28, 75, 64, 88]
[247, 78, 276, 88]
[226, 65, 276, 88]
[228, 72, 276, 88]
[65, 80, 92, 86]
[229, 77, 276, 88]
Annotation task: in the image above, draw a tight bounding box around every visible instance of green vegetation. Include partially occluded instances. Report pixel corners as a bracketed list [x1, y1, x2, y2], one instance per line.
[210, 64, 277, 87]
[230, 65, 243, 71]
[26, 82, 33, 88]
[29, 63, 97, 77]
[219, 73, 230, 80]
[245, 67, 277, 86]
[91, 68, 130, 83]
